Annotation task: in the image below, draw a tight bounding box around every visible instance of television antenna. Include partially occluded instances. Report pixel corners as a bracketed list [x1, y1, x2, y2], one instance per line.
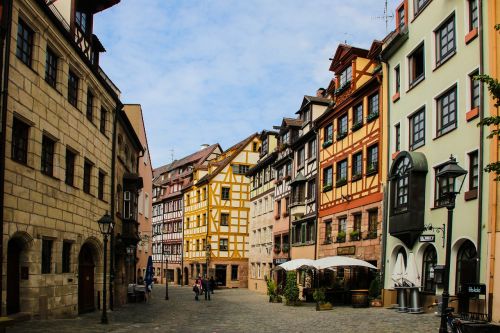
[372, 0, 394, 32]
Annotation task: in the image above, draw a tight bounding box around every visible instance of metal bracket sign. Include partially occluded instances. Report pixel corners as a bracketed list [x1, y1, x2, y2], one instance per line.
[419, 234, 435, 242]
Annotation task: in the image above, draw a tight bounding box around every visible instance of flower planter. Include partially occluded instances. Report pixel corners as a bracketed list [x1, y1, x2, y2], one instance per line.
[322, 140, 333, 148]
[370, 299, 383, 307]
[316, 302, 333, 311]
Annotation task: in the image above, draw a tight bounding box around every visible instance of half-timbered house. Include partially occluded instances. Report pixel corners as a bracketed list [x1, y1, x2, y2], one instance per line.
[316, 41, 385, 291]
[183, 134, 260, 287]
[152, 144, 221, 285]
[246, 130, 278, 293]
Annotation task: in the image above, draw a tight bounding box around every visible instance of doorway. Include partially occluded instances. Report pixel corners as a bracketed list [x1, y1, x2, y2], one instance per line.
[184, 267, 189, 285]
[78, 243, 95, 314]
[176, 268, 181, 285]
[7, 238, 23, 315]
[215, 265, 227, 287]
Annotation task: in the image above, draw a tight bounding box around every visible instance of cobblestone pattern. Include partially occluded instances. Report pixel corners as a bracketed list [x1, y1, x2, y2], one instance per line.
[9, 286, 439, 333]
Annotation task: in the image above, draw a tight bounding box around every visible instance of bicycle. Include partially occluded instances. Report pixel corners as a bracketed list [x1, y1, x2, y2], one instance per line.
[428, 299, 463, 333]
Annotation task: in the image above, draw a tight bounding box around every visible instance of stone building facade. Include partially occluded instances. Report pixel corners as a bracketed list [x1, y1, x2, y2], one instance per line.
[0, 0, 121, 318]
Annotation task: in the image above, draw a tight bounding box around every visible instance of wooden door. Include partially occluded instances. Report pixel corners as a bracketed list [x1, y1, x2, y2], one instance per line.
[78, 245, 95, 314]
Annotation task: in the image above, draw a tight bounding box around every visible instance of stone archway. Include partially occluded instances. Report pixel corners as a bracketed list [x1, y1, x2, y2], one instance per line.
[78, 242, 99, 314]
[7, 232, 32, 315]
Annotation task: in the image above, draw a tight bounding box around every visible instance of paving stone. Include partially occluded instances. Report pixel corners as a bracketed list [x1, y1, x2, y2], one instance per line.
[9, 286, 440, 332]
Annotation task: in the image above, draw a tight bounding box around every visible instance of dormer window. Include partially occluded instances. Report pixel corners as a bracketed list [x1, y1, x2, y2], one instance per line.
[301, 108, 311, 123]
[281, 132, 289, 145]
[75, 10, 89, 34]
[339, 66, 352, 87]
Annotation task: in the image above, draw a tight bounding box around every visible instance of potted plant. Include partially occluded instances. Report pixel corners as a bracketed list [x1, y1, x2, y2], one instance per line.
[336, 231, 346, 243]
[322, 184, 333, 192]
[267, 279, 282, 303]
[350, 230, 360, 241]
[335, 178, 347, 187]
[322, 139, 333, 148]
[336, 131, 347, 140]
[284, 271, 300, 306]
[351, 121, 363, 131]
[369, 274, 382, 307]
[313, 288, 333, 311]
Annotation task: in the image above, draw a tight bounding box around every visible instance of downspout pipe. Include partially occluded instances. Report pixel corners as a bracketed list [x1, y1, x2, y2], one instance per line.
[0, 0, 13, 317]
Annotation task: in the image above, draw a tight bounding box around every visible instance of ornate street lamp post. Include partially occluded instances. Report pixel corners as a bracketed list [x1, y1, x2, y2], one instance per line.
[164, 245, 170, 300]
[98, 212, 115, 325]
[436, 156, 467, 333]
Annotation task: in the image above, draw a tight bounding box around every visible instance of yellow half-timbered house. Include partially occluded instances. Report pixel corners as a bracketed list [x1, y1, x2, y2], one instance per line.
[183, 134, 260, 287]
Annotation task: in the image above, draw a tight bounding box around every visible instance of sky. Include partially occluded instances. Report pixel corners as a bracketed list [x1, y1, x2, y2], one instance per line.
[94, 0, 400, 168]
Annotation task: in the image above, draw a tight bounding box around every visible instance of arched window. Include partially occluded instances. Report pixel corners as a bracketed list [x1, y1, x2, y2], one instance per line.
[393, 156, 411, 213]
[422, 246, 437, 293]
[456, 240, 477, 293]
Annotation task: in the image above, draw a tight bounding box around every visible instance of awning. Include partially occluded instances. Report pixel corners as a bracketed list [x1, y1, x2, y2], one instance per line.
[391, 252, 406, 287]
[403, 252, 421, 287]
[314, 256, 377, 270]
[275, 259, 316, 271]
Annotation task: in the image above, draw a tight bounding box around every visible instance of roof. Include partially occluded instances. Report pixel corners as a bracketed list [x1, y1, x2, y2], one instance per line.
[197, 133, 258, 185]
[296, 95, 331, 114]
[329, 44, 369, 73]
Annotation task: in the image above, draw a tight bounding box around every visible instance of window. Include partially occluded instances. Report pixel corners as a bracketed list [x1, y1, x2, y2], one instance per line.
[468, 0, 478, 31]
[435, 15, 455, 65]
[397, 6, 405, 29]
[86, 90, 94, 122]
[325, 220, 332, 242]
[353, 214, 361, 232]
[232, 164, 249, 174]
[276, 199, 281, 217]
[98, 170, 105, 200]
[41, 135, 55, 176]
[83, 160, 92, 194]
[368, 93, 379, 118]
[395, 66, 400, 93]
[338, 217, 347, 233]
[16, 19, 33, 66]
[221, 213, 229, 226]
[231, 265, 238, 280]
[409, 108, 425, 150]
[42, 239, 53, 274]
[65, 149, 76, 186]
[285, 162, 292, 176]
[436, 86, 457, 136]
[339, 66, 352, 86]
[261, 137, 268, 155]
[368, 209, 378, 239]
[62, 241, 72, 273]
[469, 151, 479, 190]
[337, 114, 348, 137]
[75, 9, 90, 34]
[352, 151, 362, 178]
[308, 139, 316, 159]
[324, 124, 333, 144]
[307, 180, 315, 200]
[393, 156, 411, 213]
[219, 238, 228, 251]
[470, 70, 480, 110]
[422, 246, 437, 293]
[68, 70, 79, 107]
[367, 144, 379, 174]
[221, 187, 230, 200]
[297, 147, 305, 167]
[100, 108, 107, 134]
[323, 166, 333, 189]
[408, 44, 425, 86]
[353, 104, 363, 127]
[336, 159, 347, 183]
[45, 47, 58, 87]
[395, 124, 401, 152]
[414, 0, 430, 16]
[12, 118, 29, 164]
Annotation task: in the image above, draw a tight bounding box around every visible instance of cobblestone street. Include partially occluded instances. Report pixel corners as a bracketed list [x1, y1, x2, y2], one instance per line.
[9, 285, 440, 333]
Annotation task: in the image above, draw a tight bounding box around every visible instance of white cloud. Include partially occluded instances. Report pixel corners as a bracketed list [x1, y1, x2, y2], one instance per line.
[95, 0, 400, 167]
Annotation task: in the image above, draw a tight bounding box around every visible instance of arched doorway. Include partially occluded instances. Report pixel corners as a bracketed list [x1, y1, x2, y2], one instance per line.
[7, 237, 24, 315]
[78, 243, 96, 314]
[176, 268, 181, 285]
[184, 267, 189, 285]
[456, 240, 477, 293]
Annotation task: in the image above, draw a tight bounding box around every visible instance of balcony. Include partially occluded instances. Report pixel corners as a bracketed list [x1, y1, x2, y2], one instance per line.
[121, 218, 140, 246]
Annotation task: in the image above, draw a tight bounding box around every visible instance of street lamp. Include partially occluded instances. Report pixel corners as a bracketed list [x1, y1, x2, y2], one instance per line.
[98, 212, 115, 325]
[436, 155, 467, 333]
[163, 244, 170, 300]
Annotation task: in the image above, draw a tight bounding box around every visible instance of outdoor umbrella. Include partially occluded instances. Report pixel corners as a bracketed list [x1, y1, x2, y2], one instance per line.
[403, 252, 421, 287]
[314, 256, 377, 270]
[276, 259, 316, 271]
[391, 252, 406, 287]
[145, 255, 154, 287]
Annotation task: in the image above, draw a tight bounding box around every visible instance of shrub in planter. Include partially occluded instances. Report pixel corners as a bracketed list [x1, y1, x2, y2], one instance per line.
[368, 274, 382, 306]
[350, 230, 360, 241]
[284, 271, 300, 306]
[336, 231, 346, 243]
[313, 288, 333, 311]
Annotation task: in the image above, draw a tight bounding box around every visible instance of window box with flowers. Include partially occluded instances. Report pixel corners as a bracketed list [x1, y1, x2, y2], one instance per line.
[335, 80, 351, 95]
[350, 230, 360, 241]
[367, 112, 379, 122]
[336, 231, 346, 243]
[335, 178, 347, 187]
[336, 131, 347, 141]
[282, 244, 290, 253]
[351, 173, 362, 182]
[365, 231, 377, 240]
[351, 121, 363, 132]
[366, 163, 378, 176]
[322, 139, 333, 149]
[273, 245, 281, 254]
[322, 184, 333, 192]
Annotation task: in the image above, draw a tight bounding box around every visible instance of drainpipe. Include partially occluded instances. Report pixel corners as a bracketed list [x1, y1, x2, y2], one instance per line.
[0, 0, 13, 317]
[314, 127, 319, 261]
[109, 102, 122, 310]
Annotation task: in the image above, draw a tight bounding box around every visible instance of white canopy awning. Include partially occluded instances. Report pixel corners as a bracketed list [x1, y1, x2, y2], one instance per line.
[314, 256, 377, 270]
[275, 259, 316, 271]
[403, 252, 421, 287]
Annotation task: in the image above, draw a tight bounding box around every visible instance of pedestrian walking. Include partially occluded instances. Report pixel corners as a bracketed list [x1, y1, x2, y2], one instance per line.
[193, 276, 202, 301]
[209, 276, 215, 294]
[203, 275, 211, 300]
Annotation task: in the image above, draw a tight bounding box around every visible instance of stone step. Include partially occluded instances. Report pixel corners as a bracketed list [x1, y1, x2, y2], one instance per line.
[8, 312, 30, 322]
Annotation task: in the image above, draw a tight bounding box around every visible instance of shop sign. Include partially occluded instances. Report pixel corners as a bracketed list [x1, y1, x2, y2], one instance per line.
[337, 246, 355, 256]
[464, 283, 486, 295]
[419, 235, 435, 242]
[273, 258, 287, 265]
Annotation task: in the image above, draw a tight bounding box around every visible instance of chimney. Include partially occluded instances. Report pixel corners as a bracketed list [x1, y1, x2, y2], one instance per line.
[316, 88, 326, 97]
[200, 144, 210, 150]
